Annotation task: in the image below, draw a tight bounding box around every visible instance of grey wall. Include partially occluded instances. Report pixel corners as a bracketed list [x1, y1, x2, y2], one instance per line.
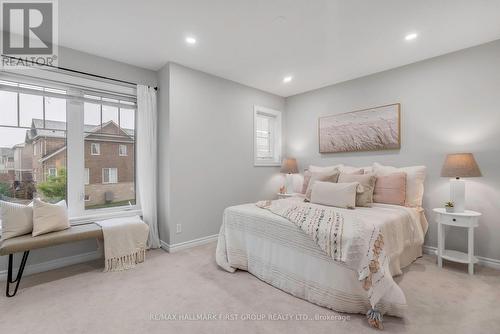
[1, 46, 157, 275]
[157, 63, 285, 245]
[285, 40, 500, 260]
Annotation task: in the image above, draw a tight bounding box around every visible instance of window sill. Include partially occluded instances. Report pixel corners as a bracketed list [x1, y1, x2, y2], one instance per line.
[70, 208, 142, 225]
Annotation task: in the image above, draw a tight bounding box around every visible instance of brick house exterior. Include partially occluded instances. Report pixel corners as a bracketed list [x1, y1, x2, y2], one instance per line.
[0, 147, 15, 183]
[12, 119, 135, 206]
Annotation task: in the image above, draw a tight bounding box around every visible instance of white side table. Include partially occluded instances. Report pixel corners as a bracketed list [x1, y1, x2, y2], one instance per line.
[433, 208, 481, 275]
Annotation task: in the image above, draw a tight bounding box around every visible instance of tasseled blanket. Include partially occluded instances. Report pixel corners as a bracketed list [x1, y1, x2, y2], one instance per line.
[257, 199, 392, 330]
[96, 216, 149, 272]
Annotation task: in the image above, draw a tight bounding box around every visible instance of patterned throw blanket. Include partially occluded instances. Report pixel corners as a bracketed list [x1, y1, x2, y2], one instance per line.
[256, 199, 391, 329]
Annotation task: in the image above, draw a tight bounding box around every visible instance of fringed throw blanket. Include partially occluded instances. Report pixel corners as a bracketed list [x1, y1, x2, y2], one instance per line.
[96, 216, 149, 272]
[256, 199, 391, 329]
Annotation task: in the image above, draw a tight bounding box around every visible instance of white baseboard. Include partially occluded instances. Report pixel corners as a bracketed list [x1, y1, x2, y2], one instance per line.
[160, 234, 218, 253]
[0, 250, 102, 282]
[423, 245, 500, 271]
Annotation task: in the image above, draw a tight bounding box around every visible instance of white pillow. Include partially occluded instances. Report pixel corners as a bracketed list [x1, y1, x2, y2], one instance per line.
[310, 181, 358, 209]
[339, 165, 364, 174]
[372, 162, 426, 207]
[309, 164, 365, 175]
[0, 200, 33, 240]
[32, 199, 70, 237]
[308, 164, 343, 174]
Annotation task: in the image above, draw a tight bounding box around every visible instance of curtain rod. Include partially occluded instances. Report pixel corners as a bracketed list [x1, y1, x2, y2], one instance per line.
[1, 55, 158, 91]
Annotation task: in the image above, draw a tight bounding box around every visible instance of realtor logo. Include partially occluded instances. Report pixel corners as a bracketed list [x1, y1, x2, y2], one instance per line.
[1, 0, 58, 67]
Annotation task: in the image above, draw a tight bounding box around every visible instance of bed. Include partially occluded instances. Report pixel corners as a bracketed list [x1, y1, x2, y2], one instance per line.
[216, 196, 428, 319]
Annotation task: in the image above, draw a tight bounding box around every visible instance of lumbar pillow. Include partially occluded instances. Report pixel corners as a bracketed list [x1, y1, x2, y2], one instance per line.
[304, 170, 340, 201]
[372, 163, 426, 207]
[338, 173, 376, 207]
[373, 172, 407, 206]
[32, 199, 70, 237]
[0, 200, 33, 240]
[310, 181, 358, 209]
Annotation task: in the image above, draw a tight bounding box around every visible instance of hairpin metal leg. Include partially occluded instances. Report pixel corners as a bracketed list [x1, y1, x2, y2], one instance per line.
[6, 251, 30, 297]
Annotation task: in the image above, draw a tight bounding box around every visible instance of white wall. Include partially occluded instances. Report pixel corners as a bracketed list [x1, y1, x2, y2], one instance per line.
[1, 46, 157, 276]
[285, 40, 500, 260]
[157, 63, 285, 245]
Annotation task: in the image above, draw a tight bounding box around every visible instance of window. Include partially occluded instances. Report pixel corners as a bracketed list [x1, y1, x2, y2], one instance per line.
[254, 106, 282, 166]
[119, 144, 127, 156]
[84, 96, 136, 210]
[102, 168, 118, 184]
[91, 143, 100, 155]
[0, 79, 67, 207]
[0, 72, 137, 220]
[48, 168, 57, 177]
[84, 168, 89, 185]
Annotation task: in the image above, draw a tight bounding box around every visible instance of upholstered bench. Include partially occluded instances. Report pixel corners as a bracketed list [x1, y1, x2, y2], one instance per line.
[0, 223, 103, 297]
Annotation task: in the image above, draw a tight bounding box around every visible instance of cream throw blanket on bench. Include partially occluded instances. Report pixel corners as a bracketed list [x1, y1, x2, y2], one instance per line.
[96, 216, 149, 272]
[256, 199, 392, 329]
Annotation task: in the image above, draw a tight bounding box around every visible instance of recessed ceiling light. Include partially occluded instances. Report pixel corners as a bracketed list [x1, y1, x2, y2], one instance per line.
[405, 33, 418, 41]
[283, 76, 293, 83]
[185, 36, 197, 45]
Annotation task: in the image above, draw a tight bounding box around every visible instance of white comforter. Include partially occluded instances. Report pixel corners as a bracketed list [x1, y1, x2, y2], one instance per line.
[216, 198, 427, 317]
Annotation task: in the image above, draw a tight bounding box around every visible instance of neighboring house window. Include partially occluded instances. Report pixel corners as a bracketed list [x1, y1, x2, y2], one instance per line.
[254, 105, 282, 166]
[102, 168, 118, 184]
[84, 168, 89, 185]
[84, 195, 90, 201]
[91, 143, 100, 155]
[48, 168, 57, 177]
[119, 144, 127, 156]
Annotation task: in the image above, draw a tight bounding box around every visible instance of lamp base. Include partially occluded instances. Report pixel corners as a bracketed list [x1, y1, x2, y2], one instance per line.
[285, 174, 294, 194]
[450, 178, 465, 213]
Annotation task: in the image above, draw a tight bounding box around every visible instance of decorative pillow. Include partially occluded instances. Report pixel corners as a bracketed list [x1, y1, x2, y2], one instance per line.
[373, 172, 407, 206]
[339, 166, 364, 174]
[0, 200, 33, 240]
[338, 173, 376, 207]
[32, 199, 70, 237]
[304, 170, 340, 201]
[372, 163, 426, 207]
[308, 164, 343, 174]
[310, 181, 358, 209]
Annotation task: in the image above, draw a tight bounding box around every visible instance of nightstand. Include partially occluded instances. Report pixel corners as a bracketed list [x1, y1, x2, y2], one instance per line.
[433, 208, 481, 275]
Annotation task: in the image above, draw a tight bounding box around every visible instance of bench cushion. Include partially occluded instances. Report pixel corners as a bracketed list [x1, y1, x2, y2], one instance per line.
[0, 223, 103, 255]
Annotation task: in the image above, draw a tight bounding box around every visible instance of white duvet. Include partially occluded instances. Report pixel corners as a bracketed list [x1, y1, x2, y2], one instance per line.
[216, 198, 427, 317]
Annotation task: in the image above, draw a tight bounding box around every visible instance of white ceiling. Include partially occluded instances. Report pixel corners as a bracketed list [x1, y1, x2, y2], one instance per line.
[59, 0, 500, 97]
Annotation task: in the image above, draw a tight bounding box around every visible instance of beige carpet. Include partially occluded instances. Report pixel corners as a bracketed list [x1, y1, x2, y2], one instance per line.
[1, 242, 499, 334]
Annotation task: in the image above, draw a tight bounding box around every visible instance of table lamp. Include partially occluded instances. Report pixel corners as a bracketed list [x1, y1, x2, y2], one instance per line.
[441, 153, 481, 212]
[280, 158, 298, 194]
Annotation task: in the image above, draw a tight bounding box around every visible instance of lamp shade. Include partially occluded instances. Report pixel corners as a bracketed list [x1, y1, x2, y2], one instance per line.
[280, 158, 299, 174]
[441, 153, 482, 178]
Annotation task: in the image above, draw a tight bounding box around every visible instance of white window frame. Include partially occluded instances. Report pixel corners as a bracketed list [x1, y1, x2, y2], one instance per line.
[91, 143, 100, 155]
[102, 168, 118, 184]
[33, 142, 37, 156]
[84, 168, 89, 185]
[0, 70, 141, 223]
[47, 167, 57, 177]
[119, 144, 127, 156]
[253, 105, 282, 166]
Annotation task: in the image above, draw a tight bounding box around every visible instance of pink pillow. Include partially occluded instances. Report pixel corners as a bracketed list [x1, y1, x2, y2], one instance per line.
[373, 172, 406, 206]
